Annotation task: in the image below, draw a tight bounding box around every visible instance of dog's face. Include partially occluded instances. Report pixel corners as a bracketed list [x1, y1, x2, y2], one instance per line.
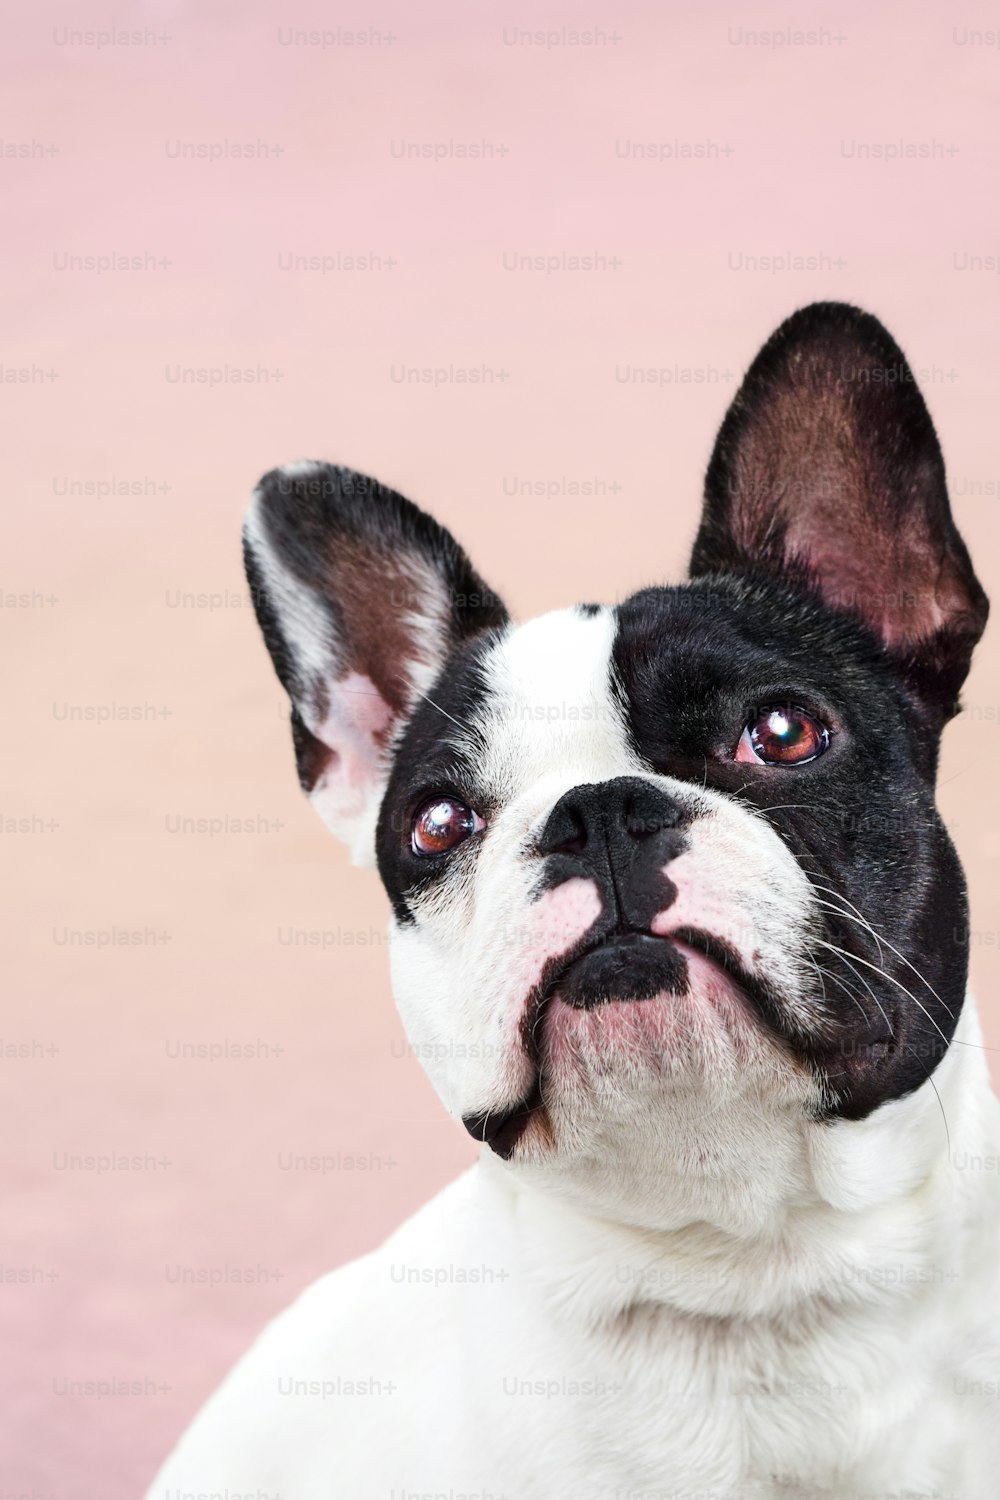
[245, 304, 987, 1229]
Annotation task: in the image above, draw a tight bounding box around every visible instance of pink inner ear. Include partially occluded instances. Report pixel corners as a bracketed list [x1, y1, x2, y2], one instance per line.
[337, 670, 395, 739]
[800, 537, 960, 651]
[308, 671, 397, 837]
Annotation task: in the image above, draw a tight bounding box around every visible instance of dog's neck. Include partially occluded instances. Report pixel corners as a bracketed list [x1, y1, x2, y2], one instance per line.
[474, 994, 995, 1330]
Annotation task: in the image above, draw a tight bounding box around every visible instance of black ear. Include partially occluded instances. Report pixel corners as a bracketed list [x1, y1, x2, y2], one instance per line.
[243, 462, 508, 864]
[691, 302, 988, 724]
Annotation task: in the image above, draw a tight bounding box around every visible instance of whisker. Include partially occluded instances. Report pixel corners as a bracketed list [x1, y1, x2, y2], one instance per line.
[901, 1043, 952, 1158]
[816, 942, 951, 1048]
[813, 898, 892, 984]
[804, 955, 830, 1006]
[811, 888, 954, 1019]
[813, 938, 894, 1037]
[812, 887, 995, 1054]
[809, 885, 886, 966]
[417, 691, 466, 731]
[812, 961, 873, 1025]
[754, 804, 820, 815]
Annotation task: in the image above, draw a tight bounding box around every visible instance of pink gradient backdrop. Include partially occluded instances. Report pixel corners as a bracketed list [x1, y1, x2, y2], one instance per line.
[5, 1, 1000, 1493]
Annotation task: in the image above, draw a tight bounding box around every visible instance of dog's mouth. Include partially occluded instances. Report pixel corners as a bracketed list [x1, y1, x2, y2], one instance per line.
[462, 926, 784, 1159]
[546, 929, 688, 1008]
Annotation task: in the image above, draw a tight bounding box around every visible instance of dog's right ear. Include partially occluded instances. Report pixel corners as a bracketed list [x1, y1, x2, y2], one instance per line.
[243, 462, 509, 866]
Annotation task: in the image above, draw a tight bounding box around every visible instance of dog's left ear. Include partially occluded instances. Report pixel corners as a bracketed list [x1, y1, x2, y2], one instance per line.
[243, 462, 508, 865]
[691, 302, 988, 725]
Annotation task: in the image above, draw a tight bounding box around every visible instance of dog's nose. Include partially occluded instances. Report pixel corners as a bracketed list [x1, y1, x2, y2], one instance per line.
[533, 778, 687, 1002]
[538, 777, 685, 857]
[536, 778, 686, 931]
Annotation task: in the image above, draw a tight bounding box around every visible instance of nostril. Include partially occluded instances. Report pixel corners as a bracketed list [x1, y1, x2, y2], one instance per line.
[623, 795, 679, 840]
[537, 801, 589, 857]
[539, 778, 685, 859]
[551, 832, 587, 856]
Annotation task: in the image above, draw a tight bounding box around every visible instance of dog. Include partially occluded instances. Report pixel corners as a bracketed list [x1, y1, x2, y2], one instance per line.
[147, 303, 1000, 1500]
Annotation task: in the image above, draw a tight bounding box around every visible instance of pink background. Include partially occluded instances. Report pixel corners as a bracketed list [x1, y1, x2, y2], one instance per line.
[5, 1, 1000, 1494]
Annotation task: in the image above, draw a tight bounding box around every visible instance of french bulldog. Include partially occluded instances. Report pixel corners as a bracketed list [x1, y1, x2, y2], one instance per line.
[147, 303, 1000, 1500]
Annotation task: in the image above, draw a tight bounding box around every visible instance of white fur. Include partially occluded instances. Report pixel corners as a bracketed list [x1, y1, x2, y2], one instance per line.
[149, 608, 1000, 1498]
[244, 476, 332, 693]
[146, 1011, 1000, 1498]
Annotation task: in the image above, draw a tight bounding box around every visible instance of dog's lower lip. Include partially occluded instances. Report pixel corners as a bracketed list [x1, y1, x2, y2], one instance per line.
[462, 931, 679, 1158]
[663, 930, 725, 972]
[463, 928, 777, 1161]
[536, 922, 777, 1035]
[552, 930, 683, 1007]
[462, 1084, 542, 1157]
[536, 923, 794, 1069]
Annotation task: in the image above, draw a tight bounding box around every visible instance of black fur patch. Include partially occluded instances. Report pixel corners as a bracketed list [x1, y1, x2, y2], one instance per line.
[691, 302, 987, 727]
[375, 631, 509, 925]
[611, 573, 970, 1119]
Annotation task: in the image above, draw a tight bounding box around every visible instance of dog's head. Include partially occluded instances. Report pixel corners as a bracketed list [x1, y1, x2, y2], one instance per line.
[244, 304, 987, 1229]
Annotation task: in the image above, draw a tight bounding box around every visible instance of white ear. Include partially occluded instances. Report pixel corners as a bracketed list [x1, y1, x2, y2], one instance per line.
[243, 462, 508, 866]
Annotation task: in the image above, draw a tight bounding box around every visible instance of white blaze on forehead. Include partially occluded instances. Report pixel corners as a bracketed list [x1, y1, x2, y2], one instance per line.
[470, 606, 642, 794]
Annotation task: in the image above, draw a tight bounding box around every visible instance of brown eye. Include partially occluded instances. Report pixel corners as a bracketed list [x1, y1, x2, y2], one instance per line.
[736, 706, 829, 767]
[411, 796, 484, 856]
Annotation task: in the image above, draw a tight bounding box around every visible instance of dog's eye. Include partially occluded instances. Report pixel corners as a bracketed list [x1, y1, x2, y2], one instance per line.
[411, 797, 484, 856]
[736, 706, 829, 766]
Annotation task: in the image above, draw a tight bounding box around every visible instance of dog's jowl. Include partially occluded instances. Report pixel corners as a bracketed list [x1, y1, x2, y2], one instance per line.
[148, 304, 1000, 1500]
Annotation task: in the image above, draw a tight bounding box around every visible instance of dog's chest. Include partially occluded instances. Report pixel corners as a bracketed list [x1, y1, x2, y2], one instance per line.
[434, 1206, 992, 1499]
[145, 1160, 1000, 1500]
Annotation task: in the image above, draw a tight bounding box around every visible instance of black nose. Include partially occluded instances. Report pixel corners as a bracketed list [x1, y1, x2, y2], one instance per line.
[538, 776, 685, 858]
[536, 776, 686, 935]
